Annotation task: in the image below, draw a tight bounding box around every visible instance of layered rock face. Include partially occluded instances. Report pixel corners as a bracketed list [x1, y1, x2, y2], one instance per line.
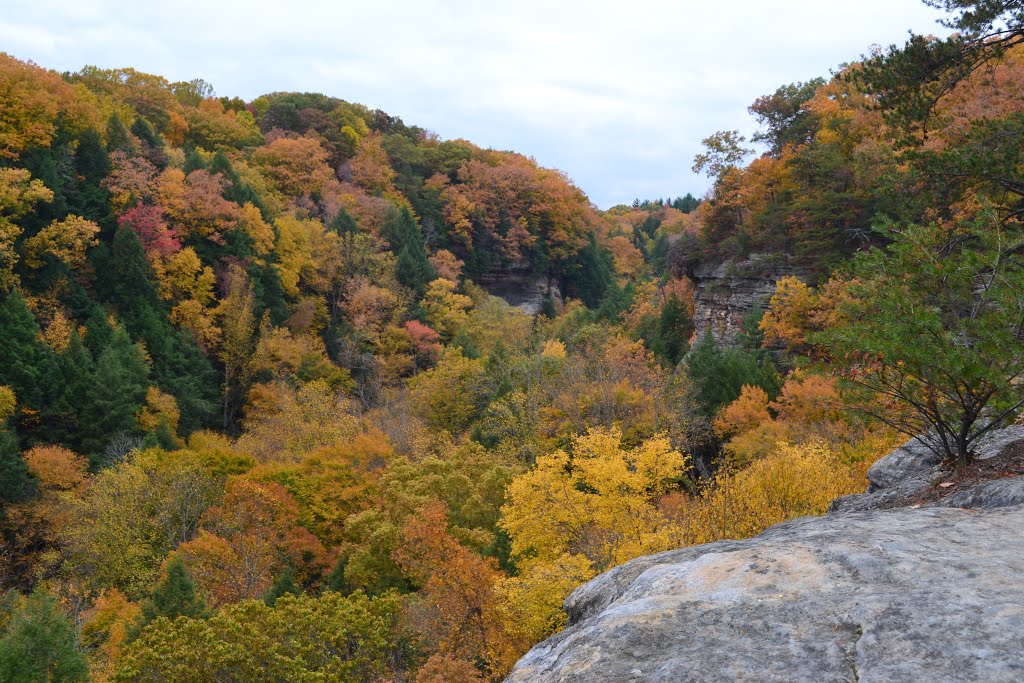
[690, 255, 805, 344]
[476, 266, 562, 315]
[506, 428, 1024, 682]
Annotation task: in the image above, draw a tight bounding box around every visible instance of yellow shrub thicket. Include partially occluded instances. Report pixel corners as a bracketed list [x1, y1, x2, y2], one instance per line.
[666, 440, 869, 545]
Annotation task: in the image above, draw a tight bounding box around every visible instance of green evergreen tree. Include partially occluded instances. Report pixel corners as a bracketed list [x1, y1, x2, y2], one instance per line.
[559, 237, 614, 308]
[264, 567, 301, 606]
[142, 418, 181, 451]
[328, 207, 359, 235]
[0, 426, 34, 506]
[82, 306, 113, 359]
[819, 217, 1024, 465]
[130, 117, 161, 149]
[326, 554, 352, 595]
[737, 306, 766, 352]
[596, 280, 634, 322]
[685, 331, 780, 418]
[651, 293, 694, 364]
[183, 148, 208, 173]
[0, 291, 57, 410]
[98, 227, 161, 312]
[22, 144, 69, 232]
[139, 556, 207, 626]
[382, 205, 434, 295]
[105, 113, 134, 154]
[75, 130, 110, 185]
[45, 331, 95, 450]
[250, 261, 289, 326]
[69, 130, 112, 230]
[130, 116, 166, 169]
[80, 327, 149, 458]
[93, 228, 218, 433]
[210, 151, 267, 216]
[0, 591, 89, 683]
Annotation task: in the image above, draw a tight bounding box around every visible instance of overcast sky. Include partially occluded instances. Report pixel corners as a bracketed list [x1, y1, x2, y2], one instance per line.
[2, 0, 951, 208]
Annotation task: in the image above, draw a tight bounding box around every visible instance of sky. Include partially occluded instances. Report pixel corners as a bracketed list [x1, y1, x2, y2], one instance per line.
[1, 0, 952, 208]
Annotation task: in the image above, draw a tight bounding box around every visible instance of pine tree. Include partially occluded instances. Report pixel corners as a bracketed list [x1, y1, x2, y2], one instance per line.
[0, 424, 34, 506]
[0, 591, 88, 683]
[130, 117, 161, 149]
[105, 113, 134, 155]
[69, 129, 112, 230]
[685, 331, 780, 418]
[142, 418, 181, 451]
[75, 130, 110, 185]
[44, 331, 95, 450]
[131, 116, 166, 168]
[93, 228, 217, 433]
[139, 555, 207, 625]
[22, 144, 69, 232]
[329, 207, 359, 235]
[264, 567, 301, 606]
[383, 205, 434, 295]
[0, 291, 57, 409]
[559, 237, 613, 308]
[81, 305, 114, 357]
[183, 148, 207, 173]
[97, 227, 161, 313]
[652, 293, 693, 364]
[79, 326, 149, 457]
[326, 554, 352, 595]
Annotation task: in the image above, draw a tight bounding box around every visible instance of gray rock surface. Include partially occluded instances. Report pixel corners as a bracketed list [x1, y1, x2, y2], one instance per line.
[506, 505, 1024, 682]
[478, 268, 561, 315]
[507, 427, 1024, 682]
[830, 425, 1024, 513]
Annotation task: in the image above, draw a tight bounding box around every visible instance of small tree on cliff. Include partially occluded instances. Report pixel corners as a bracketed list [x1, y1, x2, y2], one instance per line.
[818, 213, 1024, 466]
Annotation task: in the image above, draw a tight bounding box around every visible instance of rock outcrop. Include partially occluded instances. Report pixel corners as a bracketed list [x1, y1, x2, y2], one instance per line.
[691, 255, 805, 344]
[476, 266, 562, 315]
[830, 426, 1024, 513]
[506, 427, 1024, 682]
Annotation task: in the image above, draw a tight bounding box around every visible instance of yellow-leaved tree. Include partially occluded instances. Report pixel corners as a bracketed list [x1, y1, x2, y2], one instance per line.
[498, 427, 687, 648]
[670, 440, 868, 544]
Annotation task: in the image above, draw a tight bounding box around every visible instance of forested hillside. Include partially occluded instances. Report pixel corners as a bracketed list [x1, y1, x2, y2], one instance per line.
[2, 0, 1024, 679]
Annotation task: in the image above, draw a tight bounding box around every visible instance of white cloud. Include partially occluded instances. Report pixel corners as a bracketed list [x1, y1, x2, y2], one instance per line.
[2, 0, 951, 207]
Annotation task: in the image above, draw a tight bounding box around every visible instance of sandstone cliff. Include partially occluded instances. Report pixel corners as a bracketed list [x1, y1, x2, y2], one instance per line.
[690, 255, 806, 344]
[476, 265, 562, 315]
[506, 428, 1024, 682]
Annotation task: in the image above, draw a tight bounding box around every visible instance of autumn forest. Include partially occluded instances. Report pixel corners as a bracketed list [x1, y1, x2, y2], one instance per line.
[2, 0, 1024, 680]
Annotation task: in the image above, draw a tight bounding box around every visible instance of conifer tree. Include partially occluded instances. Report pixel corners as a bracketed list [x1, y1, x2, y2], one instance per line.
[105, 113, 134, 155]
[69, 129, 112, 230]
[0, 389, 34, 506]
[183, 148, 207, 173]
[264, 567, 301, 606]
[559, 237, 613, 308]
[685, 331, 780, 418]
[0, 591, 88, 682]
[329, 207, 359, 235]
[383, 205, 434, 295]
[651, 293, 693, 364]
[139, 555, 207, 626]
[0, 427, 33, 506]
[79, 327, 149, 457]
[0, 291, 57, 409]
[46, 332, 95, 450]
[130, 116, 161, 149]
[210, 152, 266, 216]
[94, 228, 218, 433]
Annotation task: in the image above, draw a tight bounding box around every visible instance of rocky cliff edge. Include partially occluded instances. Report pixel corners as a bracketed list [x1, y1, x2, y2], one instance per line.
[506, 427, 1024, 682]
